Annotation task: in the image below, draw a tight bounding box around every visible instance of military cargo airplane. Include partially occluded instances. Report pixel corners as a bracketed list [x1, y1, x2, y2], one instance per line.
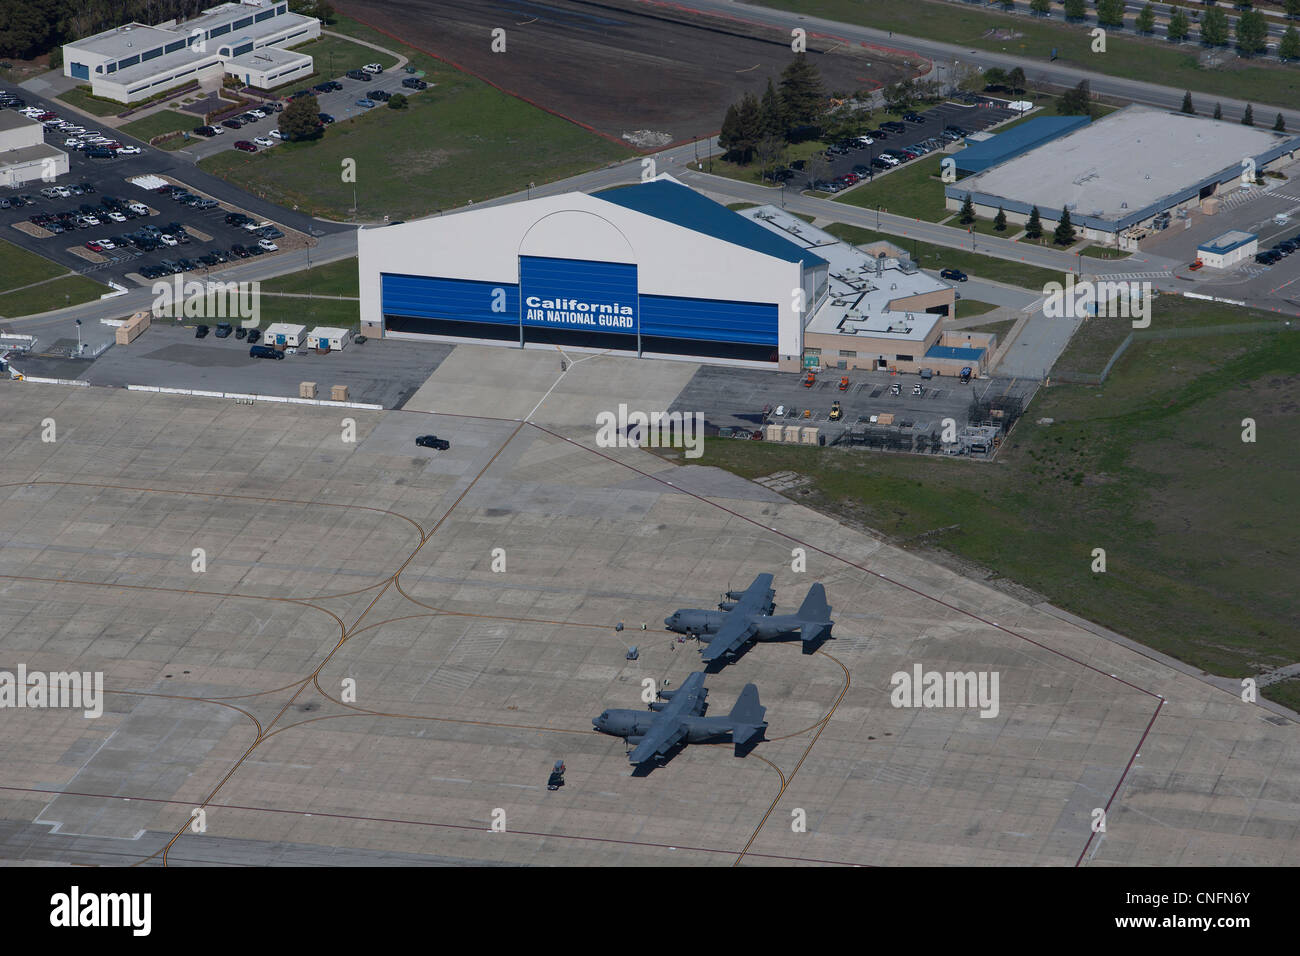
[664, 573, 833, 663]
[592, 670, 767, 766]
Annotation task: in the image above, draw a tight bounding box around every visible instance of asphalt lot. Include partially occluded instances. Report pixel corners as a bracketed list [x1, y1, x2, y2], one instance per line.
[805, 98, 1021, 191]
[0, 91, 350, 289]
[180, 71, 431, 162]
[668, 363, 1038, 441]
[34, 323, 454, 408]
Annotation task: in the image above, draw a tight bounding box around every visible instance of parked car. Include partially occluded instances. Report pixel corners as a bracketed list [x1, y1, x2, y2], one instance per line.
[317, 113, 335, 124]
[249, 344, 282, 359]
[234, 140, 257, 152]
[253, 136, 274, 147]
[195, 324, 210, 338]
[247, 328, 262, 343]
[257, 238, 278, 251]
[940, 268, 968, 282]
[346, 69, 369, 81]
[355, 98, 376, 109]
[363, 63, 384, 74]
[214, 322, 233, 338]
[415, 435, 451, 450]
[368, 89, 391, 101]
[402, 77, 428, 90]
[829, 401, 843, 421]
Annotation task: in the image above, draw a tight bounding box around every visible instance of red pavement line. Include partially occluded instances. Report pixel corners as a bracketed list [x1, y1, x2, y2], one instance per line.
[1074, 697, 1164, 866]
[0, 784, 861, 867]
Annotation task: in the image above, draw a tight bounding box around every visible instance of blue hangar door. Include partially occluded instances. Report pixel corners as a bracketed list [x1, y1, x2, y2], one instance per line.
[519, 256, 639, 351]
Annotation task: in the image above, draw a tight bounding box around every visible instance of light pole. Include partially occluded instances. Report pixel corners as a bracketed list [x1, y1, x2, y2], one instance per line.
[876, 204, 882, 230]
[74, 318, 82, 355]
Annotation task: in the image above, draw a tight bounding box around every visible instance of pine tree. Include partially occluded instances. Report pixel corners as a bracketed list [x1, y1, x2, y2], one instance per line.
[1058, 80, 1093, 117]
[734, 92, 762, 162]
[994, 207, 1007, 232]
[1201, 7, 1230, 45]
[1279, 26, 1300, 61]
[1030, 0, 1050, 14]
[759, 78, 784, 140]
[1235, 9, 1268, 55]
[1274, 113, 1286, 132]
[960, 194, 976, 225]
[1167, 9, 1190, 41]
[1181, 91, 1194, 115]
[719, 103, 741, 157]
[1025, 206, 1043, 240]
[1242, 104, 1254, 127]
[1135, 3, 1156, 34]
[1213, 102, 1223, 120]
[1063, 0, 1087, 19]
[779, 55, 828, 134]
[1053, 209, 1077, 246]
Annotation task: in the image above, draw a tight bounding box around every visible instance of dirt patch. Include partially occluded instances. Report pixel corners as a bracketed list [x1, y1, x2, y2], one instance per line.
[185, 227, 214, 242]
[337, 0, 921, 146]
[67, 246, 106, 263]
[11, 221, 52, 239]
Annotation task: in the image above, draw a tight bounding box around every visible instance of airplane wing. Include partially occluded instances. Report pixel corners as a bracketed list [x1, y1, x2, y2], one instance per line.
[733, 573, 775, 614]
[628, 721, 688, 764]
[627, 673, 707, 763]
[699, 614, 759, 662]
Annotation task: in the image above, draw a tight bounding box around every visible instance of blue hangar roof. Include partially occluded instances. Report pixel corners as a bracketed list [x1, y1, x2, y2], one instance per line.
[594, 179, 828, 270]
[955, 115, 1091, 176]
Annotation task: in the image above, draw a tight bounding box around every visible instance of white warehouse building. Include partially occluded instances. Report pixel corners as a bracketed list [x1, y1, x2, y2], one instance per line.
[61, 1, 320, 104]
[358, 176, 830, 369]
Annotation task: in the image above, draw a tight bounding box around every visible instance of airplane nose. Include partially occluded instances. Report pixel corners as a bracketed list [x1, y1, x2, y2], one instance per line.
[664, 616, 673, 627]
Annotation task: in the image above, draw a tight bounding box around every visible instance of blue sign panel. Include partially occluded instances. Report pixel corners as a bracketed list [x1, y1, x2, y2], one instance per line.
[519, 256, 638, 333]
[381, 273, 518, 325]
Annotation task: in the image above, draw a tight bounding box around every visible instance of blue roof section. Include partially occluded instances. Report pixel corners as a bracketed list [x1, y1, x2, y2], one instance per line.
[926, 344, 986, 361]
[594, 179, 827, 270]
[955, 115, 1091, 175]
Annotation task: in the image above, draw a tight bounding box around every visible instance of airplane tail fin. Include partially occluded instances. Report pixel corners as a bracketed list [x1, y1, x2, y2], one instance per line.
[728, 686, 764, 728]
[797, 583, 833, 644]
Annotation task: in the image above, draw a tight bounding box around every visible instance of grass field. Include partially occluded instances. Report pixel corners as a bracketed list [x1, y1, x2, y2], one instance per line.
[823, 222, 1064, 289]
[836, 156, 949, 221]
[753, 0, 1300, 110]
[0, 239, 68, 293]
[55, 87, 125, 117]
[956, 299, 999, 319]
[686, 301, 1300, 703]
[1081, 244, 1132, 260]
[259, 257, 359, 297]
[119, 110, 198, 150]
[199, 15, 630, 220]
[286, 33, 399, 84]
[0, 275, 106, 318]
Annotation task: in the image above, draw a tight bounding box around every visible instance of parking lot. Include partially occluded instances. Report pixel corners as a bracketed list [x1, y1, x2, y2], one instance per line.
[668, 363, 1038, 444]
[1, 91, 349, 287]
[182, 66, 430, 162]
[796, 97, 1022, 192]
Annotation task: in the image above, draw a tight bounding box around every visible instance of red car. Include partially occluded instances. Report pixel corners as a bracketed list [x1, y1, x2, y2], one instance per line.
[36, 111, 57, 121]
[233, 140, 258, 152]
[85, 240, 104, 252]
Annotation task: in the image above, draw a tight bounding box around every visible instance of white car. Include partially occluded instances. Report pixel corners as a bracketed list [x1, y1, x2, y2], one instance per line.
[210, 125, 225, 134]
[362, 62, 383, 74]
[268, 129, 283, 139]
[855, 134, 874, 145]
[79, 215, 100, 226]
[53, 186, 72, 198]
[257, 238, 278, 251]
[64, 138, 83, 148]
[117, 145, 141, 155]
[96, 238, 116, 250]
[106, 211, 126, 222]
[774, 404, 786, 417]
[253, 136, 273, 147]
[248, 109, 267, 119]
[159, 234, 178, 247]
[127, 202, 149, 215]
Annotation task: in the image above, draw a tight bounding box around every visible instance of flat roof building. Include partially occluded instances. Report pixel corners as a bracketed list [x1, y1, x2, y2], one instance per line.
[953, 114, 1090, 176]
[61, 1, 320, 103]
[0, 112, 68, 188]
[946, 106, 1300, 246]
[1197, 230, 1258, 269]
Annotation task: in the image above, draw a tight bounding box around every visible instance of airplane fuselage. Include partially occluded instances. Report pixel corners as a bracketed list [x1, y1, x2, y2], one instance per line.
[664, 609, 806, 642]
[592, 709, 736, 746]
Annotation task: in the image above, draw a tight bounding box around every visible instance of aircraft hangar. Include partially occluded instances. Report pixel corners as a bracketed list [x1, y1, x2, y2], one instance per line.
[357, 175, 828, 371]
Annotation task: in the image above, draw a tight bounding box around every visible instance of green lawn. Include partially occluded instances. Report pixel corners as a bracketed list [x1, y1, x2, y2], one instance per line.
[200, 15, 630, 220]
[0, 275, 106, 318]
[823, 222, 1064, 290]
[287, 32, 399, 81]
[835, 156, 949, 222]
[259, 257, 359, 297]
[0, 238, 68, 293]
[1081, 244, 1132, 261]
[955, 299, 999, 319]
[56, 87, 124, 116]
[119, 110, 198, 149]
[961, 317, 1016, 341]
[754, 0, 1300, 110]
[684, 305, 1300, 703]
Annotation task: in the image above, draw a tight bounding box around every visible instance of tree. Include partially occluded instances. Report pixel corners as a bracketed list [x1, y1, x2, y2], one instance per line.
[982, 67, 1008, 90]
[1282, 26, 1300, 61]
[1242, 104, 1255, 126]
[1030, 0, 1051, 14]
[994, 207, 1008, 232]
[759, 78, 784, 140]
[1097, 0, 1125, 27]
[1025, 206, 1043, 240]
[1008, 67, 1026, 94]
[1181, 90, 1195, 114]
[1235, 9, 1268, 54]
[1167, 9, 1190, 41]
[719, 103, 741, 157]
[1288, 0, 1300, 18]
[1053, 208, 1077, 246]
[279, 94, 322, 141]
[1213, 102, 1223, 120]
[960, 194, 976, 225]
[1135, 3, 1155, 33]
[290, 0, 335, 21]
[1275, 113, 1287, 132]
[387, 92, 407, 110]
[1058, 80, 1093, 117]
[730, 91, 762, 163]
[779, 55, 827, 134]
[0, 0, 63, 58]
[1200, 7, 1230, 45]
[1063, 0, 1087, 20]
